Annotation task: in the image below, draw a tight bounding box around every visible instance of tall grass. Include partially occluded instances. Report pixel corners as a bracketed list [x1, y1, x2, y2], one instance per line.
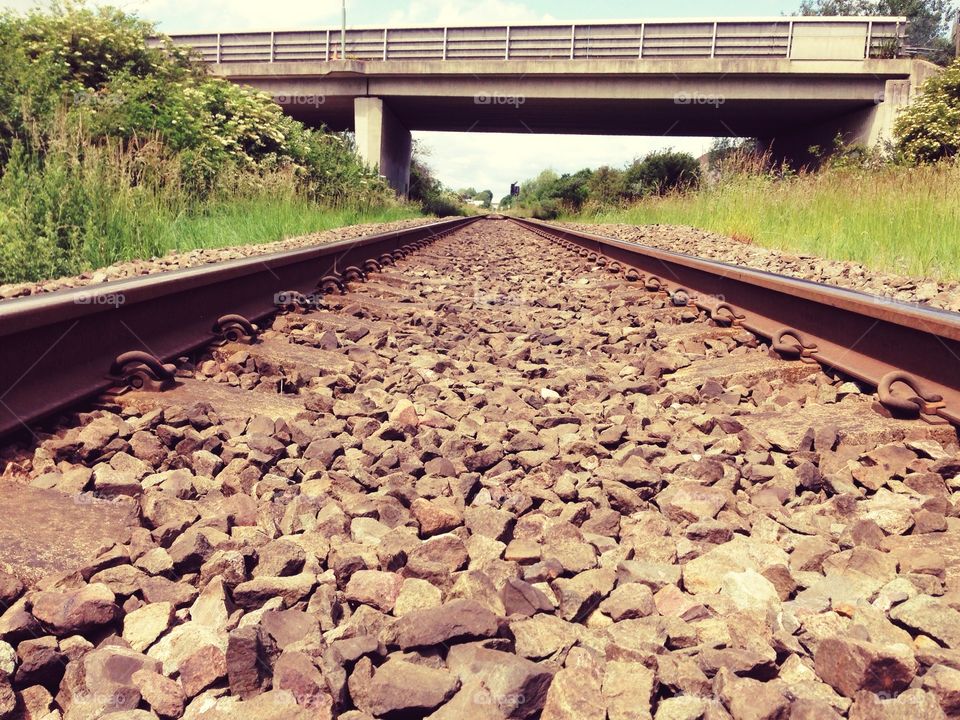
[0, 126, 417, 284]
[578, 160, 960, 280]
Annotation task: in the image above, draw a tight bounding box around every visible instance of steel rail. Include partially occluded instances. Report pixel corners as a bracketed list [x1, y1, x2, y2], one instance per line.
[511, 217, 960, 428]
[0, 216, 480, 439]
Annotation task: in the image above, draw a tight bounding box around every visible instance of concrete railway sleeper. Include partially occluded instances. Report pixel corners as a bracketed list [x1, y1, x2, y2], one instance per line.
[0, 219, 958, 719]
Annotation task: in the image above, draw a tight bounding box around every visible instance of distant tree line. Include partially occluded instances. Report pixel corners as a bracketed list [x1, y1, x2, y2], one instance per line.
[509, 150, 702, 219]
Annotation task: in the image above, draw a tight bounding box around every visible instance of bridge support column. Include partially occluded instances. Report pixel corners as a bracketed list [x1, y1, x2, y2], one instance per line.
[761, 60, 939, 167]
[355, 97, 412, 196]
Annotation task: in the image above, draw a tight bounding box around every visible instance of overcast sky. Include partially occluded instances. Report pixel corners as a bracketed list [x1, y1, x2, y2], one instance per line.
[3, 0, 805, 196]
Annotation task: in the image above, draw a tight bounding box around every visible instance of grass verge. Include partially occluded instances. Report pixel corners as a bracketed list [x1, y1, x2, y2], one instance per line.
[100, 199, 424, 266]
[574, 161, 960, 281]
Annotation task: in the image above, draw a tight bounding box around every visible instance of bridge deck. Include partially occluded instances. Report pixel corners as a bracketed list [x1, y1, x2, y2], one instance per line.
[156, 17, 907, 64]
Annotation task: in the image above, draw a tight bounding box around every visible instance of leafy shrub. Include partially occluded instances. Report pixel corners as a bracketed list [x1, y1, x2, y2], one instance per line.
[625, 150, 702, 196]
[895, 57, 960, 163]
[0, 3, 401, 283]
[409, 145, 467, 216]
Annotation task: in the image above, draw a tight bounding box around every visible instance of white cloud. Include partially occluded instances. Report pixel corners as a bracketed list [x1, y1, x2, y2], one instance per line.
[388, 0, 553, 26]
[414, 131, 712, 198]
[129, 0, 343, 33]
[0, 0, 552, 35]
[1, 0, 46, 11]
[0, 0, 346, 32]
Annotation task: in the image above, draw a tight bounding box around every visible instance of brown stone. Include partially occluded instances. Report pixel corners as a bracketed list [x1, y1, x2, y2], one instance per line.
[541, 666, 605, 720]
[344, 570, 403, 613]
[226, 626, 271, 699]
[352, 658, 459, 717]
[179, 644, 227, 697]
[814, 636, 916, 698]
[30, 583, 119, 635]
[131, 668, 185, 719]
[389, 599, 499, 649]
[274, 650, 333, 715]
[14, 636, 65, 688]
[445, 644, 555, 718]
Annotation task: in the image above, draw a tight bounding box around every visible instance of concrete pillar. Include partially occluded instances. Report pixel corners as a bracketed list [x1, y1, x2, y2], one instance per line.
[354, 97, 412, 196]
[761, 60, 940, 167]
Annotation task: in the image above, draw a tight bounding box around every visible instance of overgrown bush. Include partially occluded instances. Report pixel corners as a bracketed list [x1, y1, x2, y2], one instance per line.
[624, 150, 701, 196]
[895, 57, 960, 163]
[0, 3, 400, 283]
[408, 145, 468, 216]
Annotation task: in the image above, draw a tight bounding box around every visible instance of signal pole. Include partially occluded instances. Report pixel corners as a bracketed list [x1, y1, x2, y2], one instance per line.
[341, 0, 346, 59]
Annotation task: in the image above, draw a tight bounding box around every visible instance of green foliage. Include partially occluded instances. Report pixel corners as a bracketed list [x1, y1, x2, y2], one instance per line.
[707, 138, 762, 172]
[510, 150, 701, 217]
[583, 160, 960, 280]
[474, 189, 493, 208]
[515, 169, 561, 218]
[624, 150, 701, 196]
[586, 166, 626, 205]
[409, 144, 467, 216]
[550, 169, 592, 210]
[895, 56, 960, 162]
[0, 3, 402, 283]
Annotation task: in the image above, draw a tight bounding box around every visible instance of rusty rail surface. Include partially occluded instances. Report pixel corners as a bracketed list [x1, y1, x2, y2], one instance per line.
[0, 216, 479, 439]
[512, 217, 960, 427]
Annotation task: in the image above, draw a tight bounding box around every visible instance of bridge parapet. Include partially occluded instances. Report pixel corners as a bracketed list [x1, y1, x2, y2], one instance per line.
[157, 17, 906, 64]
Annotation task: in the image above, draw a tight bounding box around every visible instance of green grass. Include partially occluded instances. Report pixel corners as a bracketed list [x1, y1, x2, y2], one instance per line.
[573, 161, 960, 281]
[88, 199, 423, 267]
[0, 135, 423, 284]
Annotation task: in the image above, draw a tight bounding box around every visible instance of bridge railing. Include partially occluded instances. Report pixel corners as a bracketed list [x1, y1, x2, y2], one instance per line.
[156, 17, 906, 64]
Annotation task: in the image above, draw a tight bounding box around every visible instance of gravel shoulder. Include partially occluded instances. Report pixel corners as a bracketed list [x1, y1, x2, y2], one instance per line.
[558, 221, 960, 313]
[0, 217, 450, 301]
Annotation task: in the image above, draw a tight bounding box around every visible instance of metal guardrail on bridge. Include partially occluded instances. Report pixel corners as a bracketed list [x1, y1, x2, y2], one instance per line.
[156, 17, 906, 64]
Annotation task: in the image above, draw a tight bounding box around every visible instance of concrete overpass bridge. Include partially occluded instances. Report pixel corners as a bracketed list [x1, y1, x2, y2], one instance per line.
[160, 17, 934, 193]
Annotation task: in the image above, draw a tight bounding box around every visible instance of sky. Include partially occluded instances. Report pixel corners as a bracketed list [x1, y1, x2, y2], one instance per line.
[3, 0, 805, 196]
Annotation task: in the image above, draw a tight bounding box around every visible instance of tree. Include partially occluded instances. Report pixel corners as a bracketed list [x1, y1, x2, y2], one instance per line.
[586, 165, 626, 205]
[499, 194, 515, 209]
[409, 142, 468, 215]
[551, 169, 592, 210]
[475, 189, 493, 208]
[895, 56, 960, 162]
[799, 0, 875, 13]
[625, 150, 702, 196]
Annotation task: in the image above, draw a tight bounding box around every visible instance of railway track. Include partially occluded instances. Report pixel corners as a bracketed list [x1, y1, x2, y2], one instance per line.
[0, 217, 958, 719]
